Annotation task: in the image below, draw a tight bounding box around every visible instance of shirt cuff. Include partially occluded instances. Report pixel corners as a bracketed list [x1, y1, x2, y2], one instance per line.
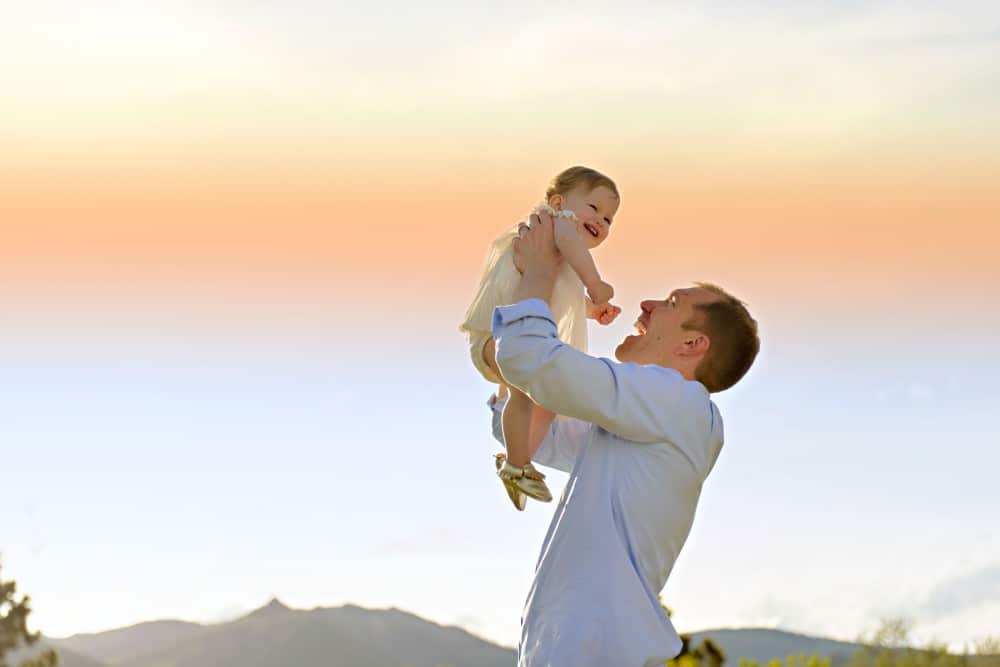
[491, 298, 556, 337]
[487, 393, 507, 446]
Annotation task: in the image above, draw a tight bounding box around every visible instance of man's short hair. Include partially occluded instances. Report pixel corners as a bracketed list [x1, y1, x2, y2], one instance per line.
[684, 282, 759, 392]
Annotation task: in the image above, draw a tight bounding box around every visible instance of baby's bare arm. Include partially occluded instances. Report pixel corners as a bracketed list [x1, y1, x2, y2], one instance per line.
[552, 218, 614, 304]
[553, 218, 602, 291]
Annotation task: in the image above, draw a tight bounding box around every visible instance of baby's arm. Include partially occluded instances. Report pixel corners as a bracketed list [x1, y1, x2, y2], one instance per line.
[553, 217, 614, 305]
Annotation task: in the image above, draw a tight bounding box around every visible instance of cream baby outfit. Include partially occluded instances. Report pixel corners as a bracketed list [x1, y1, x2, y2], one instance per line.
[460, 208, 588, 384]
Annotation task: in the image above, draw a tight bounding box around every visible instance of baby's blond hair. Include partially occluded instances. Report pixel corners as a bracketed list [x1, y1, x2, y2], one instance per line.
[546, 166, 620, 202]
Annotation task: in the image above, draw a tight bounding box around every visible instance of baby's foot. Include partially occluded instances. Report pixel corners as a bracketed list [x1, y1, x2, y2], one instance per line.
[496, 454, 553, 507]
[494, 454, 527, 511]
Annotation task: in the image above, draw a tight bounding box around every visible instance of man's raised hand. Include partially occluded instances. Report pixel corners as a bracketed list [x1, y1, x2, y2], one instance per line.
[512, 212, 563, 276]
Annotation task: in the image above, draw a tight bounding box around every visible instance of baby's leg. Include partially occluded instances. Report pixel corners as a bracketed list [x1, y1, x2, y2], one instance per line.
[483, 335, 554, 463]
[503, 387, 534, 468]
[480, 336, 507, 402]
[528, 405, 557, 460]
[483, 336, 554, 505]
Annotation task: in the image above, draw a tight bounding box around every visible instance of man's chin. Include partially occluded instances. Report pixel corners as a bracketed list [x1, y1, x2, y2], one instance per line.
[615, 336, 636, 362]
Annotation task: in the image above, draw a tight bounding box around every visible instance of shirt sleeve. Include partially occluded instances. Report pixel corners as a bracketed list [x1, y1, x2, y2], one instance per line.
[492, 298, 713, 446]
[488, 394, 591, 473]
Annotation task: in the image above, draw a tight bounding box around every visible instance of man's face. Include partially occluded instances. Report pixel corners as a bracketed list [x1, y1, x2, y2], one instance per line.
[615, 286, 718, 365]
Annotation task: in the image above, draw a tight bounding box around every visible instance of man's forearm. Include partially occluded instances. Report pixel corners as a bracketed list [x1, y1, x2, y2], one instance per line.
[513, 264, 559, 305]
[492, 299, 689, 445]
[510, 214, 564, 306]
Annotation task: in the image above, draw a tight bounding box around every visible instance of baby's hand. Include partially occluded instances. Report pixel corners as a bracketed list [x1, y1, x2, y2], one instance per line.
[587, 298, 622, 326]
[586, 280, 614, 306]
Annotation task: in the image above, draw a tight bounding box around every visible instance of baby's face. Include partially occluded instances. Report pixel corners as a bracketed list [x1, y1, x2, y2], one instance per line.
[553, 185, 619, 249]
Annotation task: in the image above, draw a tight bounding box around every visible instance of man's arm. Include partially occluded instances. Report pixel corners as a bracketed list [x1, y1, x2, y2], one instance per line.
[492, 300, 708, 445]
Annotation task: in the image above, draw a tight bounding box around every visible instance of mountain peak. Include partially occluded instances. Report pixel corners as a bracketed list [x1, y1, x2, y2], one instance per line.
[249, 597, 292, 617]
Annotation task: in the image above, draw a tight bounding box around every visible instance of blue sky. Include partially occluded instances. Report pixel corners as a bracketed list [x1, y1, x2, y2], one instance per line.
[2, 295, 999, 649]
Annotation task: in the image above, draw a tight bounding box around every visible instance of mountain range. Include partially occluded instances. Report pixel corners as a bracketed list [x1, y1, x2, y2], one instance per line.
[8, 599, 992, 667]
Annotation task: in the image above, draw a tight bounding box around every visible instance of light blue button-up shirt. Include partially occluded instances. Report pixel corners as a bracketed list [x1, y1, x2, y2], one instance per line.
[491, 298, 725, 667]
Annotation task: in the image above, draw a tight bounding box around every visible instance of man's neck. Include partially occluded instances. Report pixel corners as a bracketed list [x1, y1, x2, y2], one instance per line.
[645, 356, 699, 384]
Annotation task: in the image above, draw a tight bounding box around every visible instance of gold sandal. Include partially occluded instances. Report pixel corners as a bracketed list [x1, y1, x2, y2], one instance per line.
[495, 453, 553, 508]
[495, 454, 527, 511]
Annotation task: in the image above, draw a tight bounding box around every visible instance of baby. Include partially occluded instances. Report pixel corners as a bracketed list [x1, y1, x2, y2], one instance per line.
[460, 166, 621, 510]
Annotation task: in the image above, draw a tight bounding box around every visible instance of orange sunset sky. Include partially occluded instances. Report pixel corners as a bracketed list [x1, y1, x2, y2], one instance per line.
[3, 151, 998, 325]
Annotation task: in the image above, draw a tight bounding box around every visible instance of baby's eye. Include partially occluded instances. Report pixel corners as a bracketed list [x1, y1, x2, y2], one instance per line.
[589, 204, 598, 211]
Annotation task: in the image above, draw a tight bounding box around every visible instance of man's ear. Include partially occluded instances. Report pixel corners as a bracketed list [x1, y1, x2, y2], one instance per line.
[680, 334, 710, 358]
[548, 194, 564, 210]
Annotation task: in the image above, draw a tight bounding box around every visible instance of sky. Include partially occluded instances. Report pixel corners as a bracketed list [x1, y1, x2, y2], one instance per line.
[2, 0, 999, 653]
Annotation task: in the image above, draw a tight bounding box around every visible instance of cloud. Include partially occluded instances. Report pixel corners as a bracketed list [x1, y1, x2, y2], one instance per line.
[919, 564, 1000, 620]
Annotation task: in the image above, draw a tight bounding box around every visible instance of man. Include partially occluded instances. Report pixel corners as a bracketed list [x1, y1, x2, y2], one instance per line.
[489, 213, 759, 667]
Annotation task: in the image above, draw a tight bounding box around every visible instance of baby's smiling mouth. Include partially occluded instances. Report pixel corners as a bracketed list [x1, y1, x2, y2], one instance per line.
[583, 223, 600, 238]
